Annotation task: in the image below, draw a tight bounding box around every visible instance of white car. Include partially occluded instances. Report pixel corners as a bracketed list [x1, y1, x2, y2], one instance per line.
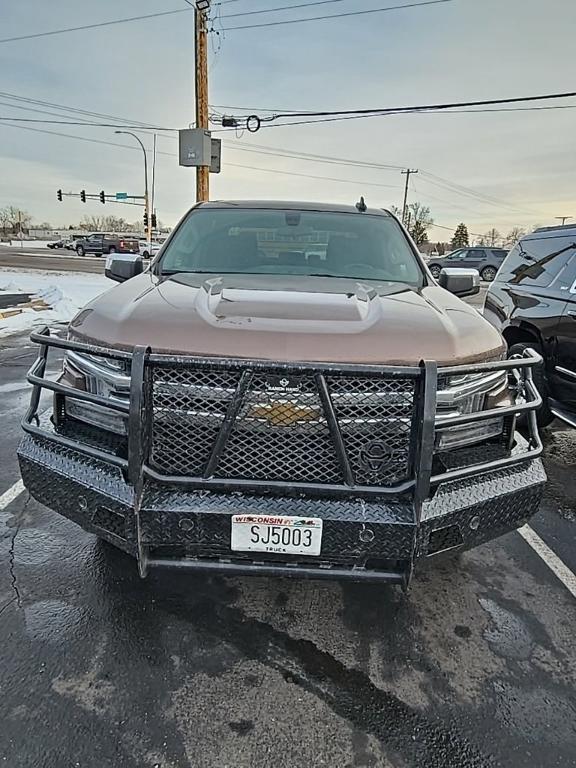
[139, 239, 163, 258]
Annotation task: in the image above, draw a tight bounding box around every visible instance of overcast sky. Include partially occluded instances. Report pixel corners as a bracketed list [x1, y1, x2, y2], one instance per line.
[0, 0, 575, 240]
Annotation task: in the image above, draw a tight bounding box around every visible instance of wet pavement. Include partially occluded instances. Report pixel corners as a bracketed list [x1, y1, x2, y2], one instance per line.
[0, 333, 575, 768]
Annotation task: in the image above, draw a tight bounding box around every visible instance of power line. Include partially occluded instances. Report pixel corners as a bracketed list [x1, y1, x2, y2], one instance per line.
[213, 102, 576, 117]
[221, 0, 348, 19]
[0, 120, 401, 191]
[226, 162, 401, 189]
[218, 89, 576, 125]
[0, 0, 447, 44]
[417, 172, 537, 216]
[224, 140, 536, 215]
[220, 0, 453, 30]
[0, 89, 547, 218]
[0, 116, 177, 130]
[0, 91, 167, 131]
[0, 8, 192, 45]
[224, 142, 406, 171]
[431, 223, 486, 238]
[0, 117, 535, 219]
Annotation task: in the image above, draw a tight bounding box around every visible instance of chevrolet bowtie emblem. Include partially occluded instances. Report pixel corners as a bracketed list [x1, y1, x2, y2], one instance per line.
[249, 402, 320, 426]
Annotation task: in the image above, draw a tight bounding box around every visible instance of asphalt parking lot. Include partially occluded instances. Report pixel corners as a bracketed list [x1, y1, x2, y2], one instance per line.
[0, 246, 105, 273]
[0, 317, 575, 767]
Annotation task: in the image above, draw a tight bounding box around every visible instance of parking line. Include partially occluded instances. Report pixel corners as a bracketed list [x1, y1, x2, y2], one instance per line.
[519, 524, 576, 599]
[0, 480, 24, 511]
[0, 479, 24, 511]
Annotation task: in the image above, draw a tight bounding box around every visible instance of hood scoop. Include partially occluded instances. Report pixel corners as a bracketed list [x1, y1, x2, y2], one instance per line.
[199, 278, 377, 322]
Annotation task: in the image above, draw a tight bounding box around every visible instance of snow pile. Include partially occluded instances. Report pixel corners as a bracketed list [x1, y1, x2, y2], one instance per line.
[0, 269, 112, 338]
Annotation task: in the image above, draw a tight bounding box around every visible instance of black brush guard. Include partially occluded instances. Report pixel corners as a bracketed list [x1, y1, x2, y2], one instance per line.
[20, 327, 545, 585]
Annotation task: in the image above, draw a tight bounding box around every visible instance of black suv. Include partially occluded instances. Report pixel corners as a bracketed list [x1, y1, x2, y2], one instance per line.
[76, 232, 139, 257]
[484, 224, 576, 427]
[428, 247, 508, 282]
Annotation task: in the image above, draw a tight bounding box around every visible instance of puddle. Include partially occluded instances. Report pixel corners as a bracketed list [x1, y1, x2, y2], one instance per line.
[478, 598, 534, 660]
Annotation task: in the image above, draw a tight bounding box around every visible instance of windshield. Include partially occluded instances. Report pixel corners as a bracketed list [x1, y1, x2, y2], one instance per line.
[499, 235, 576, 288]
[158, 208, 423, 286]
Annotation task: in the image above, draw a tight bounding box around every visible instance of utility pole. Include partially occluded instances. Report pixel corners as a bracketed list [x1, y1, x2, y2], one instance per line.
[195, 3, 210, 202]
[555, 216, 572, 226]
[401, 169, 418, 226]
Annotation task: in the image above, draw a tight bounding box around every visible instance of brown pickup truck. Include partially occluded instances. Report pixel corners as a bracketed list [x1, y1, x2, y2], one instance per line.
[18, 201, 546, 586]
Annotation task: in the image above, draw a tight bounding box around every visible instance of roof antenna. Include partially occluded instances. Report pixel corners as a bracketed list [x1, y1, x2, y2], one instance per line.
[356, 196, 367, 212]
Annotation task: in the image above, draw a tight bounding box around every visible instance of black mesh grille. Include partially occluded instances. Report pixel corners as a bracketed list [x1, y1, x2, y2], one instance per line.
[150, 364, 417, 488]
[327, 374, 415, 485]
[151, 366, 242, 475]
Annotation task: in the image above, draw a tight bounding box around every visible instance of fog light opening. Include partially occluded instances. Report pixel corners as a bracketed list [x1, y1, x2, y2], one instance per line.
[359, 525, 375, 544]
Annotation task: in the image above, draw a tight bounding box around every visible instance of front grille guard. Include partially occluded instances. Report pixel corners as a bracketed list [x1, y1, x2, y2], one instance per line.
[23, 327, 544, 519]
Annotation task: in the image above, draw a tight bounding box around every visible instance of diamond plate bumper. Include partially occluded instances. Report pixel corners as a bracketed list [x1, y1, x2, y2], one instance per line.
[18, 430, 545, 585]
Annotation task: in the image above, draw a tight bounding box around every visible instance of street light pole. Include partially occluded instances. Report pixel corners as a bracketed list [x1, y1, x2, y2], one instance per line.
[115, 130, 151, 243]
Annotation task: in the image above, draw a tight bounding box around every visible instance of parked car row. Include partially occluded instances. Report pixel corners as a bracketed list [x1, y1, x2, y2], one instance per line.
[47, 233, 166, 257]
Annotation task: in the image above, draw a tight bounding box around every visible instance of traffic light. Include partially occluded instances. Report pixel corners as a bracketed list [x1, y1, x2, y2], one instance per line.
[143, 211, 148, 228]
[151, 213, 157, 229]
[99, 190, 106, 204]
[57, 189, 63, 202]
[80, 190, 86, 203]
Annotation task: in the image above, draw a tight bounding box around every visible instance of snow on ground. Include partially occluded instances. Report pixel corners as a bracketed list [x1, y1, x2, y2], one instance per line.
[0, 268, 112, 338]
[0, 240, 56, 248]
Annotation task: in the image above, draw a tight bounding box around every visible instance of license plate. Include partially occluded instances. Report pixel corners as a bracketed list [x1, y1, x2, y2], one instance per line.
[231, 515, 323, 556]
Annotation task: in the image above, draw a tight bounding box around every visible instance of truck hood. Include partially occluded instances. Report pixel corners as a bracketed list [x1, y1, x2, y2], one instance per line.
[69, 272, 504, 365]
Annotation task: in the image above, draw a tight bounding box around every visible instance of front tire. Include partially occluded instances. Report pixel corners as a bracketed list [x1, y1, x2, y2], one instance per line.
[76, 245, 85, 256]
[481, 266, 497, 282]
[429, 264, 441, 279]
[108, 246, 116, 255]
[508, 342, 554, 427]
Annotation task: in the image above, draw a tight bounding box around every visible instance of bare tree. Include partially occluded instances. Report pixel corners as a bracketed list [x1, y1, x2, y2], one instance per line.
[102, 215, 130, 232]
[0, 208, 10, 236]
[1, 206, 32, 233]
[483, 228, 502, 247]
[503, 227, 526, 248]
[80, 215, 104, 231]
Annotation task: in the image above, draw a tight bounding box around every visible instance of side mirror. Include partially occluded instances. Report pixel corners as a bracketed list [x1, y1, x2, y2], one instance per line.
[438, 267, 480, 297]
[105, 254, 144, 283]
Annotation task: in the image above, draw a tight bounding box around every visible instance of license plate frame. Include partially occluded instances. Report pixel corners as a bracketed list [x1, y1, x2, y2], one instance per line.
[231, 514, 323, 557]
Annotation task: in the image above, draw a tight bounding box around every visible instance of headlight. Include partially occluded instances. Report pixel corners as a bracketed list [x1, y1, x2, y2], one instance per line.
[435, 369, 509, 450]
[63, 351, 130, 435]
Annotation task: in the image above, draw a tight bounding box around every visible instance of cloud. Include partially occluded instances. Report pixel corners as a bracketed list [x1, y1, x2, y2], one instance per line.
[0, 0, 574, 235]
